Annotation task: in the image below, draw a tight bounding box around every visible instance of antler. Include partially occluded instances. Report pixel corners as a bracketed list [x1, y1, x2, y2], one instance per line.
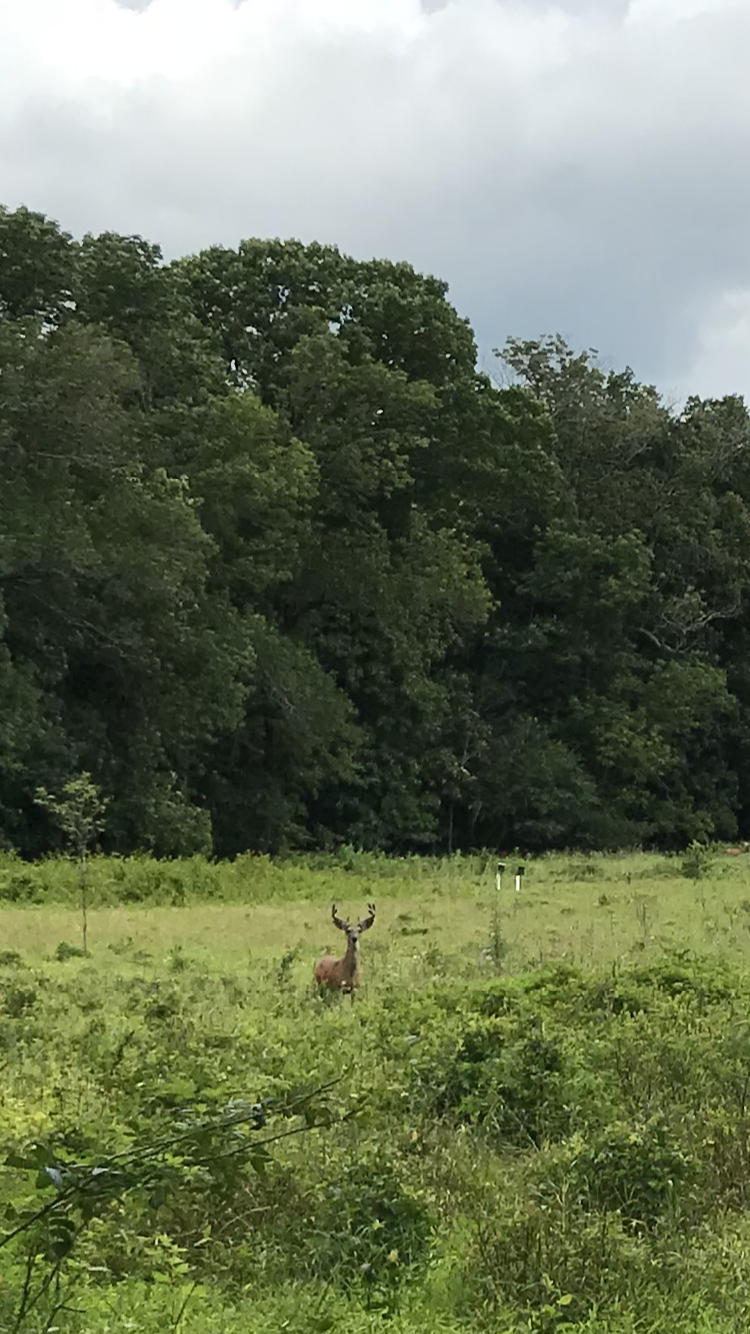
[332, 903, 349, 931]
[358, 903, 376, 931]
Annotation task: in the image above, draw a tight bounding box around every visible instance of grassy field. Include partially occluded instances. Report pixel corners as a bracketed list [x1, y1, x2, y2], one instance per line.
[3, 847, 750, 1331]
[3, 845, 750, 969]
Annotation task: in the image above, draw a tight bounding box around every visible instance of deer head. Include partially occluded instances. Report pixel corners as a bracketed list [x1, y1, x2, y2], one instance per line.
[332, 902, 376, 946]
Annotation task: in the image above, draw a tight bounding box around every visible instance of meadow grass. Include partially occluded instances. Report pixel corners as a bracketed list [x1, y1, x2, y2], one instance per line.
[3, 847, 750, 1332]
[1, 846, 750, 973]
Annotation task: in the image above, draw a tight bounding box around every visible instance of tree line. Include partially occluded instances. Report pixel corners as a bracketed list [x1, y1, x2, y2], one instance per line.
[2, 202, 749, 858]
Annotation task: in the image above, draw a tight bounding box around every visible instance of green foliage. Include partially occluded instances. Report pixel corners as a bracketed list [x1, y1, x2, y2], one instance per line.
[416, 1013, 573, 1147]
[54, 941, 86, 961]
[308, 1149, 432, 1306]
[569, 1117, 691, 1227]
[6, 205, 750, 855]
[4, 857, 750, 1329]
[0, 205, 76, 322]
[0, 280, 248, 857]
[34, 772, 107, 860]
[682, 841, 713, 879]
[35, 772, 107, 953]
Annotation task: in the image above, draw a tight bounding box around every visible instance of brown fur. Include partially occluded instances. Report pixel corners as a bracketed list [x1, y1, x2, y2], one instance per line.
[314, 902, 375, 995]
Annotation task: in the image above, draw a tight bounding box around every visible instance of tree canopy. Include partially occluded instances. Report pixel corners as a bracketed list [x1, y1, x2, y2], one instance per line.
[2, 203, 750, 855]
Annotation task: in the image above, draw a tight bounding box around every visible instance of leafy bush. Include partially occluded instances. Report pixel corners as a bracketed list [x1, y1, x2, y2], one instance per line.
[308, 1151, 433, 1304]
[0, 870, 43, 903]
[682, 841, 714, 880]
[54, 940, 87, 961]
[569, 1118, 691, 1229]
[2, 984, 36, 1017]
[414, 1014, 573, 1147]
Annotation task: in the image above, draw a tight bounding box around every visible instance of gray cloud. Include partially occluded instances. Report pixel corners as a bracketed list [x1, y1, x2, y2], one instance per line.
[2, 0, 749, 402]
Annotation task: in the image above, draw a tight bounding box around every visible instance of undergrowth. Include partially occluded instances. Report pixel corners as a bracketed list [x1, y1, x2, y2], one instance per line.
[2, 852, 750, 1329]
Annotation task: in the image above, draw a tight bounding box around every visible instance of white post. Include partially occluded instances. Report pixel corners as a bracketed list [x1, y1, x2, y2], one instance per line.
[496, 860, 505, 893]
[515, 864, 525, 893]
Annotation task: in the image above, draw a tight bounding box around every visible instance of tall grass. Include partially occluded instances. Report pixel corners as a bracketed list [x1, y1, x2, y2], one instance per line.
[2, 847, 750, 1332]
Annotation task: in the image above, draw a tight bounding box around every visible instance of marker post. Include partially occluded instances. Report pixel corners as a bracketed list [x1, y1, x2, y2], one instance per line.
[496, 860, 506, 893]
[515, 864, 525, 893]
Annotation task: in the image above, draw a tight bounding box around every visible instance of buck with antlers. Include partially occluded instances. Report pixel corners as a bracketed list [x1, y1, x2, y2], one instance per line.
[314, 902, 376, 996]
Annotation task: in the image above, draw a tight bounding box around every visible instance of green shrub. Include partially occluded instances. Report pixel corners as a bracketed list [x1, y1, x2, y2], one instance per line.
[415, 1014, 572, 1147]
[2, 984, 36, 1018]
[307, 1152, 433, 1305]
[0, 871, 43, 903]
[682, 841, 713, 880]
[572, 1118, 691, 1229]
[467, 1187, 642, 1320]
[54, 940, 87, 961]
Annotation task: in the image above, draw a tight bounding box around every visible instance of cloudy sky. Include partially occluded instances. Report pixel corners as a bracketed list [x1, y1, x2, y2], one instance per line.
[2, 0, 749, 402]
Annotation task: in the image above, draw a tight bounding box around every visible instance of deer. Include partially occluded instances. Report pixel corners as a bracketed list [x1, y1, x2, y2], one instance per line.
[314, 902, 376, 996]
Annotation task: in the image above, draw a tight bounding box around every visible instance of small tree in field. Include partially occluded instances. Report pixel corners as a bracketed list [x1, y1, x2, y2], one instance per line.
[35, 772, 108, 953]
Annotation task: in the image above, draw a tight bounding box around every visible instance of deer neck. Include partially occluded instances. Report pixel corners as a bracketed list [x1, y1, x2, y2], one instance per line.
[342, 937, 359, 980]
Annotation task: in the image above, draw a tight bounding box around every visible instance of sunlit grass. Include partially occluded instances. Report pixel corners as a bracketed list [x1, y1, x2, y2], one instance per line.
[1, 848, 750, 979]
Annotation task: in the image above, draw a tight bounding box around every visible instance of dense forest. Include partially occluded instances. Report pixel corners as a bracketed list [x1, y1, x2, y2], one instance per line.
[2, 202, 750, 859]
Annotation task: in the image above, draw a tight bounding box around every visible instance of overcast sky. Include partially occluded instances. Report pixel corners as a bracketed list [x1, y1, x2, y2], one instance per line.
[2, 0, 749, 402]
